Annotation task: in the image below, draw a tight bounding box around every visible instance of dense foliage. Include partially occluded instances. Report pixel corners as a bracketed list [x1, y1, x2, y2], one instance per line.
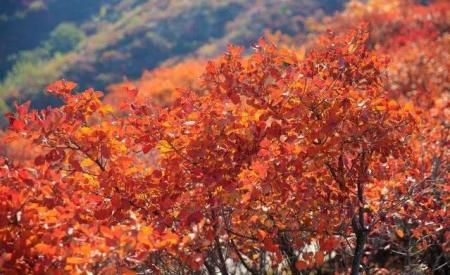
[0, 0, 448, 274]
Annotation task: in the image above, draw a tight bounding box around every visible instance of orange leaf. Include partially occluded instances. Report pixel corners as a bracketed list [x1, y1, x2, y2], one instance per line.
[257, 229, 268, 240]
[252, 160, 269, 179]
[163, 232, 179, 246]
[47, 79, 77, 96]
[249, 215, 259, 223]
[396, 228, 405, 238]
[138, 226, 155, 247]
[34, 243, 57, 255]
[66, 257, 85, 264]
[100, 226, 114, 239]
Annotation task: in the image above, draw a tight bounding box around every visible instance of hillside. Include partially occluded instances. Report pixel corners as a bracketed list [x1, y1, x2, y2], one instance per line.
[0, 0, 346, 115]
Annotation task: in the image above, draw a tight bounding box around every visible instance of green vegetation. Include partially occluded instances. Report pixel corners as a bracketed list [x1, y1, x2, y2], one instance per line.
[0, 22, 85, 114]
[0, 0, 47, 22]
[46, 22, 86, 53]
[0, 0, 346, 116]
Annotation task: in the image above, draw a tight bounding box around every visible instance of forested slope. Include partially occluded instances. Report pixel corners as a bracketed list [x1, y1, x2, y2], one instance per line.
[0, 0, 346, 115]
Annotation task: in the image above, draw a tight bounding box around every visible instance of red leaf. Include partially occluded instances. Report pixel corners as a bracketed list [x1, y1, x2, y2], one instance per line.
[189, 253, 204, 271]
[230, 93, 240, 104]
[15, 101, 31, 117]
[123, 84, 139, 98]
[45, 149, 65, 162]
[70, 159, 83, 172]
[34, 155, 46, 166]
[152, 170, 162, 178]
[186, 211, 203, 224]
[321, 237, 337, 252]
[10, 119, 25, 131]
[315, 251, 325, 265]
[111, 195, 122, 208]
[263, 238, 279, 253]
[47, 79, 77, 96]
[18, 169, 30, 180]
[142, 144, 153, 154]
[313, 77, 325, 88]
[101, 145, 112, 159]
[94, 208, 112, 220]
[295, 260, 308, 270]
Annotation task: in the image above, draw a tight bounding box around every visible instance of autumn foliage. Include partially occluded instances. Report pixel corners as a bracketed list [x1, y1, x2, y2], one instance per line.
[105, 60, 206, 107]
[1, 1, 448, 274]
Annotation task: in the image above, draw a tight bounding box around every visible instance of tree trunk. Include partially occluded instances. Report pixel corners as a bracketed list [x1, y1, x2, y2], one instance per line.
[351, 219, 367, 275]
[278, 232, 301, 275]
[351, 152, 370, 275]
[204, 260, 216, 275]
[214, 236, 229, 275]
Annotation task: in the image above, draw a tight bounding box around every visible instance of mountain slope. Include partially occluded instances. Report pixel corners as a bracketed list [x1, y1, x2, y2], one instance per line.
[0, 0, 346, 115]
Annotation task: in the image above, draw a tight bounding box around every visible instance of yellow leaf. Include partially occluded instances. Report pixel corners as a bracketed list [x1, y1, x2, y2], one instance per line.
[80, 158, 94, 167]
[375, 105, 386, 111]
[254, 109, 265, 121]
[240, 112, 250, 126]
[99, 104, 114, 115]
[137, 226, 154, 247]
[403, 102, 414, 112]
[157, 140, 174, 154]
[79, 127, 93, 135]
[348, 42, 357, 54]
[82, 173, 98, 187]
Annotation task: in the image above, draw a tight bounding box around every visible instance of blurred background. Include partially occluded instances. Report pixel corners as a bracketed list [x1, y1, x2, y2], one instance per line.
[0, 0, 347, 115]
